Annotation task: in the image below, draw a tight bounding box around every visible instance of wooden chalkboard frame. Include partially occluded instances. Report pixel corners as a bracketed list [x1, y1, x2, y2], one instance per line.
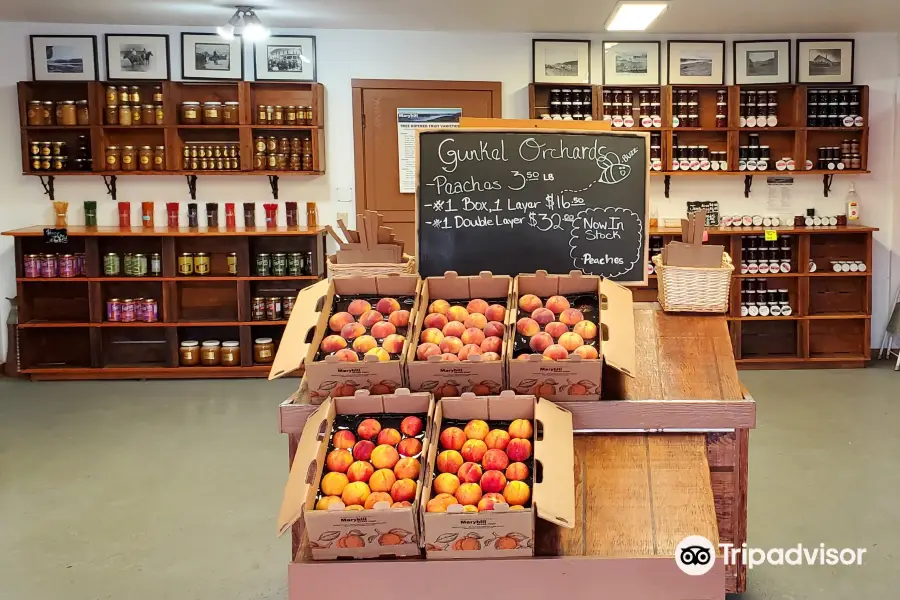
[414, 119, 650, 285]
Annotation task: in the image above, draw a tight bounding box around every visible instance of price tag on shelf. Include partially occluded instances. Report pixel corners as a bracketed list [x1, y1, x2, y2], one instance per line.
[43, 228, 68, 244]
[764, 229, 777, 242]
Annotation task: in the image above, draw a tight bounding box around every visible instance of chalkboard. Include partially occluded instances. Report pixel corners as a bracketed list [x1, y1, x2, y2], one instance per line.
[43, 228, 67, 244]
[416, 129, 648, 283]
[687, 201, 720, 226]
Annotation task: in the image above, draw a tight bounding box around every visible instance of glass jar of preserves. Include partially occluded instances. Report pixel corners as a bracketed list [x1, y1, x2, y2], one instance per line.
[254, 153, 266, 170]
[118, 104, 132, 126]
[302, 152, 313, 171]
[39, 141, 52, 156]
[27, 100, 44, 126]
[131, 104, 142, 126]
[53, 156, 68, 171]
[276, 137, 288, 154]
[254, 338, 275, 364]
[227, 252, 238, 275]
[139, 146, 153, 171]
[276, 153, 288, 171]
[76, 100, 90, 125]
[266, 136, 278, 152]
[272, 253, 288, 276]
[193, 252, 210, 275]
[303, 106, 314, 125]
[42, 101, 55, 125]
[180, 341, 200, 366]
[180, 102, 201, 124]
[255, 136, 266, 153]
[266, 105, 275, 123]
[257, 105, 267, 124]
[129, 86, 141, 104]
[51, 141, 66, 156]
[290, 137, 302, 153]
[153, 86, 163, 104]
[273, 105, 284, 125]
[106, 146, 121, 170]
[221, 341, 241, 367]
[202, 102, 222, 125]
[121, 146, 137, 171]
[256, 253, 271, 276]
[178, 253, 194, 275]
[141, 104, 155, 125]
[30, 155, 42, 172]
[106, 86, 118, 107]
[285, 105, 297, 125]
[201, 341, 221, 366]
[153, 146, 166, 171]
[290, 154, 301, 171]
[105, 105, 118, 125]
[154, 104, 165, 125]
[223, 101, 240, 125]
[267, 154, 277, 170]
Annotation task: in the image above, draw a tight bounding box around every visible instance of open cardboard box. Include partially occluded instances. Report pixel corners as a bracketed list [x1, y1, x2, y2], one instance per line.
[507, 271, 635, 401]
[405, 272, 513, 398]
[269, 275, 422, 402]
[277, 389, 435, 560]
[421, 391, 574, 559]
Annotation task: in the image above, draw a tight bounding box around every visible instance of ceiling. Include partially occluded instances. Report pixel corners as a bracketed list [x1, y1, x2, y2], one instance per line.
[2, 0, 900, 33]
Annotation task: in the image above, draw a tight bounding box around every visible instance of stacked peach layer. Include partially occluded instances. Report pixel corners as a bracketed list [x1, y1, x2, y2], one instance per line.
[320, 297, 411, 362]
[416, 298, 506, 363]
[514, 294, 599, 361]
[426, 418, 533, 513]
[317, 415, 425, 511]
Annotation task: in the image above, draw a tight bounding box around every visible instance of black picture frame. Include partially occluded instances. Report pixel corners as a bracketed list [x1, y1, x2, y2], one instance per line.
[253, 35, 317, 82]
[796, 39, 855, 84]
[733, 39, 792, 85]
[29, 34, 99, 81]
[104, 33, 171, 81]
[180, 32, 245, 81]
[667, 40, 726, 85]
[601, 40, 661, 86]
[532, 39, 592, 84]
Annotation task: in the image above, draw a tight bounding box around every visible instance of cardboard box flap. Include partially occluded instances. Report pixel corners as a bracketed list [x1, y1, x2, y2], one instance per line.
[532, 398, 575, 529]
[277, 399, 334, 536]
[269, 279, 330, 380]
[599, 279, 636, 378]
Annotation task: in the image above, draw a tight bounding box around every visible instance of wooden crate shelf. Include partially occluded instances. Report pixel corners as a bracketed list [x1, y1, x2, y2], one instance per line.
[3, 225, 326, 380]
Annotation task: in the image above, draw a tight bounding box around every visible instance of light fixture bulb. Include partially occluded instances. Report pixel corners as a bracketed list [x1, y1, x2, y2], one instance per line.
[242, 10, 270, 41]
[217, 10, 242, 40]
[605, 1, 669, 31]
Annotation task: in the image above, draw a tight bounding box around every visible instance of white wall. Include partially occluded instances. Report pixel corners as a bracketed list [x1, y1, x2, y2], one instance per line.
[0, 23, 897, 358]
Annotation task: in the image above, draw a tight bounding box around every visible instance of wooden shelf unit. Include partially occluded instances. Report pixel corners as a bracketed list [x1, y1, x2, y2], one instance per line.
[17, 81, 326, 180]
[637, 224, 876, 369]
[2, 225, 326, 380]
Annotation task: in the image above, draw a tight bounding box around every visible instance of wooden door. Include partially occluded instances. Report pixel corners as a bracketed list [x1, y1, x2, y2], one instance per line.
[352, 80, 502, 254]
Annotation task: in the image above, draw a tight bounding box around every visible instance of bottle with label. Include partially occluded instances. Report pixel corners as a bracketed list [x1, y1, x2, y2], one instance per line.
[846, 183, 860, 221]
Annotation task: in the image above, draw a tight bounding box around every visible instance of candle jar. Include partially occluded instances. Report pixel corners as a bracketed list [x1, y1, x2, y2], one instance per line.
[206, 203, 219, 227]
[84, 201, 97, 227]
[118, 202, 131, 227]
[225, 203, 236, 229]
[244, 203, 256, 227]
[286, 202, 298, 227]
[167, 203, 179, 227]
[141, 202, 154, 227]
[188, 203, 198, 228]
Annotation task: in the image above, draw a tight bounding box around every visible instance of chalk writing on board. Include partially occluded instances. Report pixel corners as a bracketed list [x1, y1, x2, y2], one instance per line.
[569, 207, 644, 278]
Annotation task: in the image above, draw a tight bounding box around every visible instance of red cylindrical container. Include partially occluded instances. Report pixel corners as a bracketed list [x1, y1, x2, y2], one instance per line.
[264, 203, 278, 228]
[285, 202, 298, 227]
[225, 203, 236, 229]
[118, 202, 131, 227]
[167, 203, 179, 227]
[107, 299, 122, 322]
[141, 202, 154, 227]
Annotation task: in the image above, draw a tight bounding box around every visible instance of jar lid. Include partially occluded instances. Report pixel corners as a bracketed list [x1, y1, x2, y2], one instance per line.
[181, 341, 199, 347]
[156, 145, 166, 149]
[28, 100, 41, 104]
[255, 338, 274, 344]
[225, 101, 240, 105]
[223, 341, 240, 347]
[195, 252, 208, 256]
[123, 145, 135, 150]
[202, 340, 221, 347]
[107, 145, 120, 150]
[140, 145, 152, 150]
[204, 101, 222, 105]
[77, 99, 88, 104]
[62, 100, 76, 104]
[42, 100, 54, 104]
[183, 101, 201, 105]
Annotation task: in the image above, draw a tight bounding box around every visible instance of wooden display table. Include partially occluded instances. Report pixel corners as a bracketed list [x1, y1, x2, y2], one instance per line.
[278, 304, 755, 599]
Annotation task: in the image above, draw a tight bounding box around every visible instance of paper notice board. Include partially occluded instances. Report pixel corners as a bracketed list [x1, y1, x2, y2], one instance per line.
[397, 108, 461, 193]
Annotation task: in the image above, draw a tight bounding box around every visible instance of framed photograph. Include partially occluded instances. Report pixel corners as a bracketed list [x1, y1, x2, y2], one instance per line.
[734, 40, 791, 85]
[253, 35, 316, 81]
[532, 39, 591, 84]
[105, 34, 170, 81]
[602, 41, 661, 85]
[797, 39, 854, 84]
[667, 41, 725, 85]
[30, 35, 98, 81]
[181, 33, 244, 80]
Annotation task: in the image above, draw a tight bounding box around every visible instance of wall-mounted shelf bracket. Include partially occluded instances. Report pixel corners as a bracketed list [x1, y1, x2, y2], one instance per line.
[103, 175, 117, 200]
[823, 174, 835, 197]
[185, 175, 198, 200]
[39, 175, 56, 201]
[268, 175, 280, 200]
[744, 175, 753, 198]
[663, 175, 671, 198]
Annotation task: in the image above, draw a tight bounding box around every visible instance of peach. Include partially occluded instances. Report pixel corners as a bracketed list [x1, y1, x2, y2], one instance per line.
[424, 312, 449, 330]
[484, 321, 505, 339]
[389, 309, 410, 328]
[326, 448, 354, 473]
[369, 468, 396, 492]
[393, 457, 421, 479]
[428, 299, 450, 315]
[316, 495, 343, 510]
[485, 304, 506, 322]
[347, 461, 374, 483]
[333, 348, 359, 362]
[436, 449, 464, 474]
[442, 321, 466, 338]
[573, 320, 598, 341]
[433, 473, 460, 496]
[464, 419, 490, 440]
[440, 427, 466, 451]
[461, 439, 488, 464]
[433, 492, 458, 508]
[321, 472, 349, 496]
[543, 344, 569, 360]
[416, 342, 442, 361]
[546, 295, 571, 314]
[370, 321, 396, 340]
[329, 311, 356, 333]
[466, 299, 489, 314]
[382, 334, 406, 354]
[506, 462, 530, 481]
[339, 322, 366, 341]
[503, 481, 530, 506]
[341, 481, 371, 506]
[458, 462, 483, 483]
[357, 418, 382, 440]
[461, 328, 485, 346]
[440, 336, 463, 355]
[531, 307, 555, 326]
[480, 336, 503, 353]
[321, 335, 348, 353]
[332, 430, 357, 449]
[391, 501, 412, 509]
[484, 429, 511, 450]
[376, 297, 401, 315]
[558, 331, 585, 352]
[348, 299, 372, 316]
[447, 306, 469, 323]
[560, 308, 584, 326]
[463, 504, 479, 513]
[352, 335, 377, 354]
[458, 344, 483, 361]
[400, 416, 423, 437]
[544, 321, 569, 339]
[482, 448, 510, 471]
[464, 313, 488, 330]
[518, 294, 543, 312]
[344, 505, 365, 511]
[516, 354, 534, 361]
[352, 440, 375, 461]
[516, 317, 540, 337]
[371, 444, 400, 470]
[365, 491, 394, 509]
[481, 352, 501, 361]
[390, 478, 417, 503]
[358, 310, 384, 329]
[477, 492, 506, 512]
[440, 353, 460, 362]
[508, 419, 533, 439]
[480, 470, 507, 494]
[365, 347, 390, 362]
[507, 438, 532, 462]
[529, 332, 554, 353]
[397, 437, 422, 457]
[426, 498, 448, 512]
[420, 328, 444, 345]
[377, 428, 402, 447]
[455, 483, 483, 506]
[573, 345, 599, 360]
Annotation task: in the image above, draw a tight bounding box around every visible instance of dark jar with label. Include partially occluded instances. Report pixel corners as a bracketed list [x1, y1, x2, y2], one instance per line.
[180, 341, 200, 366]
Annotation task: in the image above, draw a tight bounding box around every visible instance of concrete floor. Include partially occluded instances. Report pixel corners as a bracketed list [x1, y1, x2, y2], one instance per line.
[1, 365, 898, 599]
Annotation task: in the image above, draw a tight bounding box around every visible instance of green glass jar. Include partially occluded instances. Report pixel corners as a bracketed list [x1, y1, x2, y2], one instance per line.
[104, 252, 120, 276]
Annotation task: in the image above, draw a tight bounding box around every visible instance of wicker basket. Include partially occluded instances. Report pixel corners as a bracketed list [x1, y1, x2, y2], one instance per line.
[327, 254, 417, 279]
[653, 252, 734, 313]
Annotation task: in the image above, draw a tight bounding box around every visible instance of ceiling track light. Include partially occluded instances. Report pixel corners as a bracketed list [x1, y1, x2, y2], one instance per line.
[605, 1, 669, 32]
[217, 6, 270, 42]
